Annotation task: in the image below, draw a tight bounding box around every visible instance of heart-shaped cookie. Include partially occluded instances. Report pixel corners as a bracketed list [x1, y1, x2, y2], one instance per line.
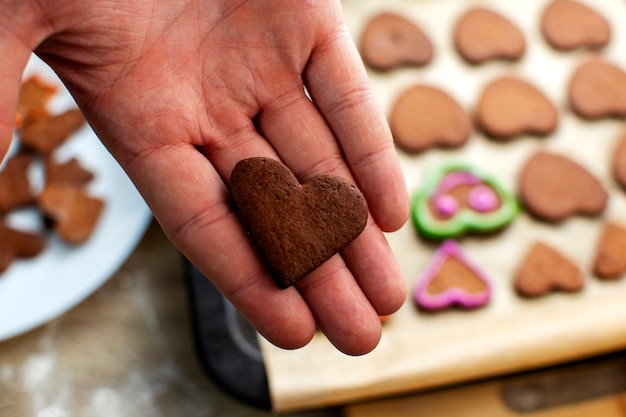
[412, 162, 518, 240]
[541, 0, 610, 51]
[229, 157, 368, 289]
[568, 57, 626, 119]
[518, 151, 607, 222]
[593, 221, 626, 280]
[414, 240, 491, 310]
[453, 8, 525, 65]
[38, 184, 105, 245]
[476, 76, 558, 140]
[612, 130, 626, 191]
[0, 222, 45, 273]
[514, 241, 583, 298]
[359, 12, 433, 71]
[390, 85, 472, 154]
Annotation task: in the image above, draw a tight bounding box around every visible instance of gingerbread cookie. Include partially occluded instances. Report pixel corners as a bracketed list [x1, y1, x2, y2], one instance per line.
[0, 222, 46, 273]
[612, 129, 626, 192]
[359, 12, 433, 71]
[229, 157, 368, 289]
[0, 153, 35, 213]
[514, 241, 583, 298]
[414, 240, 491, 311]
[518, 151, 607, 222]
[45, 157, 95, 187]
[476, 76, 558, 140]
[541, 0, 610, 51]
[412, 163, 518, 240]
[568, 57, 626, 119]
[453, 8, 525, 65]
[389, 85, 472, 154]
[38, 184, 105, 245]
[593, 221, 626, 280]
[16, 75, 57, 129]
[20, 109, 85, 154]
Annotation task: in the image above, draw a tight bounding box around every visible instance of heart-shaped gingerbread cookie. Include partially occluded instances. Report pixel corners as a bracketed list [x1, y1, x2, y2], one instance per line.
[518, 151, 607, 222]
[593, 221, 626, 280]
[390, 85, 472, 154]
[613, 130, 626, 192]
[229, 157, 368, 289]
[541, 0, 610, 51]
[359, 12, 433, 71]
[454, 8, 525, 65]
[514, 241, 583, 298]
[568, 57, 626, 119]
[412, 162, 518, 240]
[476, 77, 558, 140]
[414, 240, 491, 311]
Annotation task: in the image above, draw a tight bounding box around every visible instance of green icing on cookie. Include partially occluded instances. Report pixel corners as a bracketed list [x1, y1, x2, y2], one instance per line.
[411, 162, 518, 240]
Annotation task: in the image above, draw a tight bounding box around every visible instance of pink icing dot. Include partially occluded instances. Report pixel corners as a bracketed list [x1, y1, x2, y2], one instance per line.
[434, 194, 458, 218]
[469, 184, 498, 212]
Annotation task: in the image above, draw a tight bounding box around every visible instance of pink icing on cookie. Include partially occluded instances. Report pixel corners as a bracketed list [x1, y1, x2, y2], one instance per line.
[434, 194, 459, 218]
[414, 240, 491, 310]
[430, 171, 499, 217]
[469, 184, 499, 212]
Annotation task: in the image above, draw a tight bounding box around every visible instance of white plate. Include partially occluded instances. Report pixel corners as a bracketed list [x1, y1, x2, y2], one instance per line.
[0, 55, 153, 341]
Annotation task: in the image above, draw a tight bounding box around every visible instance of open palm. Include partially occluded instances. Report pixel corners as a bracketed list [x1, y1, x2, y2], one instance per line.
[1, 0, 409, 355]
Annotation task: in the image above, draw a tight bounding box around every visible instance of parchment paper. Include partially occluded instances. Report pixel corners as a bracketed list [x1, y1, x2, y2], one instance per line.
[260, 0, 626, 412]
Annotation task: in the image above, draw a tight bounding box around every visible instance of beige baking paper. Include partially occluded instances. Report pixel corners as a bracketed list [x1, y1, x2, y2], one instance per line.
[260, 0, 626, 412]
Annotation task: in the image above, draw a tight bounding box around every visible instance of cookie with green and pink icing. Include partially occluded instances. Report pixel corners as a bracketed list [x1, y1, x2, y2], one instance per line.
[412, 163, 518, 240]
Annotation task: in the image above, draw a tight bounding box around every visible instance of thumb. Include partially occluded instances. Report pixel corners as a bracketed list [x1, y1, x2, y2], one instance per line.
[0, 45, 32, 162]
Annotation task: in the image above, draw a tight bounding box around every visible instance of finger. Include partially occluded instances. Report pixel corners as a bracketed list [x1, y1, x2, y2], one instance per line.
[341, 220, 407, 316]
[0, 41, 31, 161]
[256, 89, 406, 316]
[304, 24, 409, 232]
[295, 255, 383, 356]
[122, 140, 317, 350]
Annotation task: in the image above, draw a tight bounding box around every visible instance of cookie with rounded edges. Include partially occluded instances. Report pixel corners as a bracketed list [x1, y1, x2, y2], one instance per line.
[229, 157, 368, 289]
[568, 57, 626, 119]
[412, 162, 518, 241]
[514, 241, 583, 298]
[414, 240, 491, 311]
[453, 8, 525, 65]
[389, 85, 472, 154]
[476, 76, 558, 140]
[518, 151, 607, 222]
[593, 221, 626, 280]
[612, 129, 626, 192]
[359, 12, 433, 71]
[541, 0, 610, 51]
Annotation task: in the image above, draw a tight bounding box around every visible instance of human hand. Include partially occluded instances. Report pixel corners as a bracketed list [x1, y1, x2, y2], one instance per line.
[0, 0, 409, 355]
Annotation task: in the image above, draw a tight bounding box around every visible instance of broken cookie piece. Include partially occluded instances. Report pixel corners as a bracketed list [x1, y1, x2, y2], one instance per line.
[0, 222, 46, 273]
[38, 184, 105, 245]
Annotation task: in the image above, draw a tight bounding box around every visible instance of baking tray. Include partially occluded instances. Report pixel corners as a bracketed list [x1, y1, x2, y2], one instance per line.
[259, 0, 626, 412]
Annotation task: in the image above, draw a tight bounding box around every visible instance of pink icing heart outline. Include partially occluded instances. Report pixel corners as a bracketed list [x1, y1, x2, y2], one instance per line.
[414, 240, 491, 310]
